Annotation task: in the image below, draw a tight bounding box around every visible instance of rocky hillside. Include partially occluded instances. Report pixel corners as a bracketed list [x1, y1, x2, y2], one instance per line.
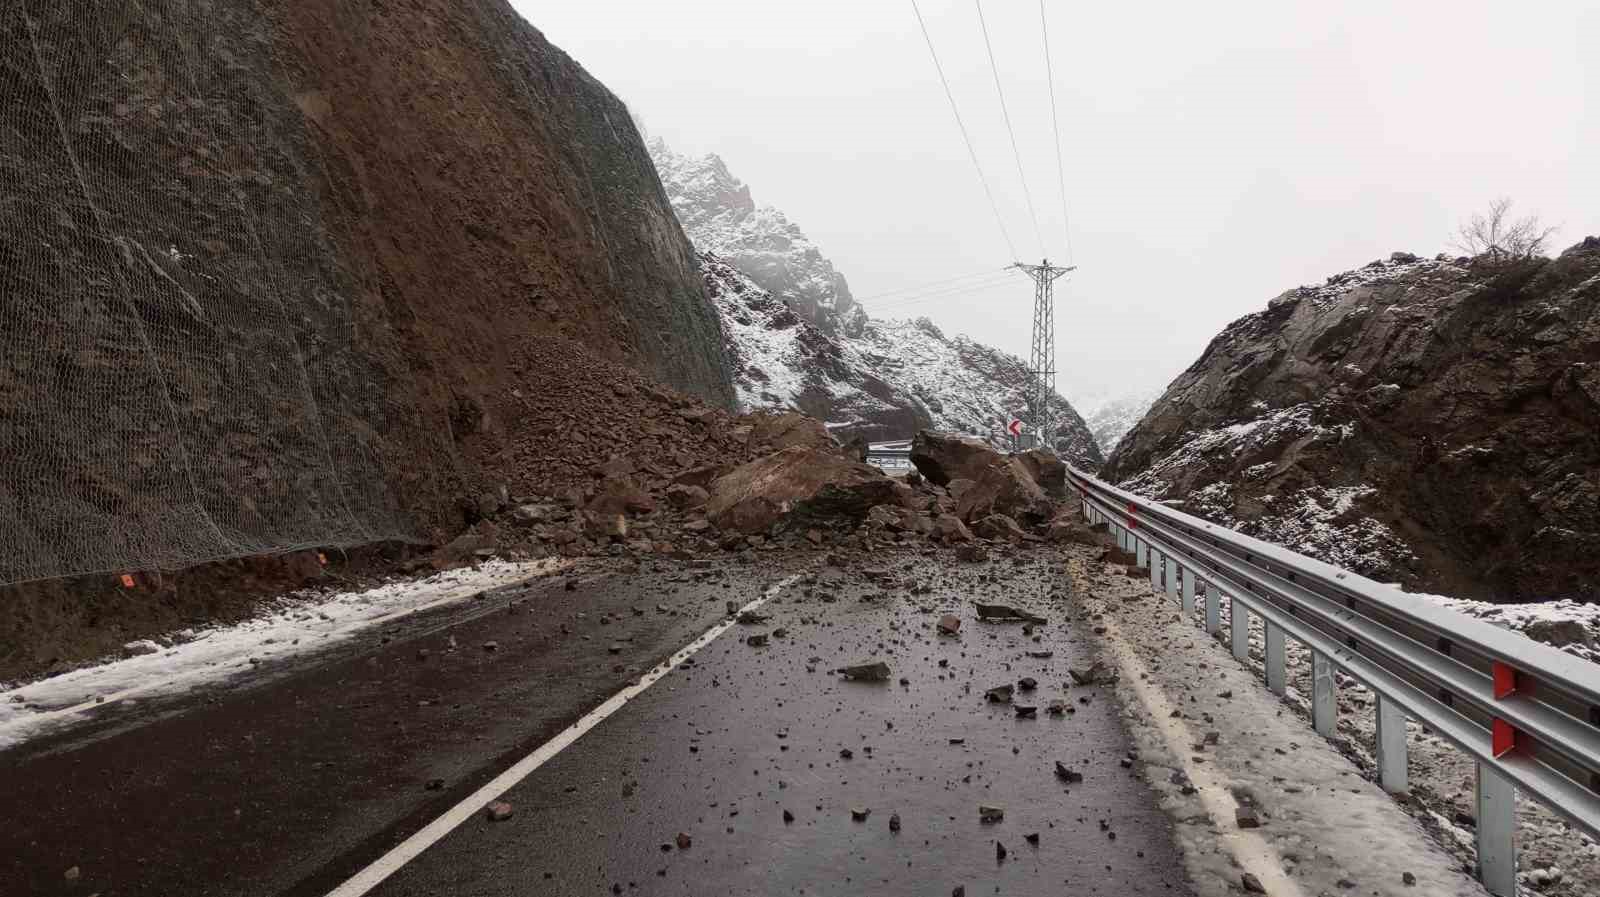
[652, 140, 1102, 467]
[1104, 243, 1600, 602]
[0, 1, 730, 584]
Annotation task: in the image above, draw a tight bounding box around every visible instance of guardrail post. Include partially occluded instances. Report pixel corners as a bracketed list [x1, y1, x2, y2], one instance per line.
[1204, 583, 1221, 635]
[1136, 539, 1148, 569]
[1311, 650, 1335, 736]
[1265, 621, 1286, 695]
[1181, 567, 1197, 615]
[1230, 599, 1249, 661]
[1376, 694, 1408, 793]
[1475, 762, 1517, 896]
[1166, 559, 1180, 605]
[1149, 550, 1161, 594]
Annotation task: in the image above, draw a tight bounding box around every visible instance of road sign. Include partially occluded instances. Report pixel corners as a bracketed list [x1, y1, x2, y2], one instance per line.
[1007, 419, 1023, 437]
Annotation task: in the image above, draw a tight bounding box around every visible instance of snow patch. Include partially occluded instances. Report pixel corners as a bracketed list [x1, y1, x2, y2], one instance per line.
[0, 559, 564, 751]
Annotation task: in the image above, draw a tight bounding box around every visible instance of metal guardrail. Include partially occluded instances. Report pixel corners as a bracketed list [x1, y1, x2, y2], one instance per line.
[1067, 464, 1600, 896]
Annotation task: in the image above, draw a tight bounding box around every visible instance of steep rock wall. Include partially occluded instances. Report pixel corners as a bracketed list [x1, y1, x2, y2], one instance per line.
[0, 0, 730, 584]
[1105, 244, 1600, 601]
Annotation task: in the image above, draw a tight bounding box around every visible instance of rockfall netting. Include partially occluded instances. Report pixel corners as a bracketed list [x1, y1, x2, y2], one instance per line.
[0, 2, 414, 584]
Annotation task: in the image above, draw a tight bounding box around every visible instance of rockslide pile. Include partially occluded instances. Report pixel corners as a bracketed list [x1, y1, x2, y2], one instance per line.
[466, 378, 1096, 562]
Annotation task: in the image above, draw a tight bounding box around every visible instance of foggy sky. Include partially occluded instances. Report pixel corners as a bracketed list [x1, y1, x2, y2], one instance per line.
[517, 0, 1597, 404]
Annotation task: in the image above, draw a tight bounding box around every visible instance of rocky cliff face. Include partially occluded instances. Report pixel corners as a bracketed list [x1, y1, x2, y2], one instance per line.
[1105, 243, 1600, 601]
[0, 1, 730, 583]
[654, 140, 1102, 467]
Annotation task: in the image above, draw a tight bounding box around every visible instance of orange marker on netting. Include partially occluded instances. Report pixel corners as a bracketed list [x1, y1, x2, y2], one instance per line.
[318, 552, 328, 566]
[119, 574, 136, 588]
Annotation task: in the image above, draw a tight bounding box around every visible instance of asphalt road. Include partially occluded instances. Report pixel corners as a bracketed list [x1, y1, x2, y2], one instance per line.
[3, 548, 1194, 897]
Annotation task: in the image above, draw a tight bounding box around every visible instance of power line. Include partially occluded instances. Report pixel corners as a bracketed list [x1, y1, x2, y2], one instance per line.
[868, 270, 1018, 306]
[975, 0, 1044, 259]
[910, 0, 1018, 261]
[870, 273, 1023, 311]
[852, 267, 1012, 303]
[1039, 0, 1075, 265]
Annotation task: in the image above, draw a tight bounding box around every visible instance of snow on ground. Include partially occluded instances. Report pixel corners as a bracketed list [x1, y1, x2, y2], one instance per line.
[0, 558, 564, 751]
[1077, 543, 1600, 896]
[1119, 402, 1414, 578]
[1160, 567, 1598, 895]
[1068, 546, 1489, 897]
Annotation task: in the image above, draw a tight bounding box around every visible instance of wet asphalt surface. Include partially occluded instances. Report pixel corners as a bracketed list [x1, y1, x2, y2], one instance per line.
[2, 548, 1194, 896]
[373, 549, 1193, 897]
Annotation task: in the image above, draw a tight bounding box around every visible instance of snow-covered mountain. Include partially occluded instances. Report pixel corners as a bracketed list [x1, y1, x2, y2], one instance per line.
[1079, 391, 1158, 455]
[698, 251, 1101, 465]
[649, 138, 867, 338]
[652, 138, 1102, 467]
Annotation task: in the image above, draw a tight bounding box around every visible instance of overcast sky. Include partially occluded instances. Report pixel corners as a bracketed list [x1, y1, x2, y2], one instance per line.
[517, 0, 1597, 404]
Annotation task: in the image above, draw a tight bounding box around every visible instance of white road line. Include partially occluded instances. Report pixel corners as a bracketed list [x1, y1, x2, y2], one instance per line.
[1093, 605, 1307, 897]
[324, 573, 803, 897]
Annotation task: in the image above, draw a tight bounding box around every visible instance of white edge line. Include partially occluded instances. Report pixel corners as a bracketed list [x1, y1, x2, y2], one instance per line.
[324, 572, 803, 897]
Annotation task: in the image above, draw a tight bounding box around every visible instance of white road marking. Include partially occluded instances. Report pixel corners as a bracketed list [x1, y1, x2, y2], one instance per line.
[324, 573, 803, 897]
[1093, 606, 1308, 897]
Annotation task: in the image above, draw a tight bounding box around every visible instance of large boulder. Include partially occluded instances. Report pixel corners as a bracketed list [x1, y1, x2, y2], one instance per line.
[955, 458, 1052, 524]
[742, 411, 839, 452]
[910, 431, 1002, 487]
[1016, 449, 1067, 499]
[705, 447, 906, 535]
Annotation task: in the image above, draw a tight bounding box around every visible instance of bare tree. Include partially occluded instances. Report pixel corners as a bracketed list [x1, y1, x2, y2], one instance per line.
[1452, 198, 1558, 264]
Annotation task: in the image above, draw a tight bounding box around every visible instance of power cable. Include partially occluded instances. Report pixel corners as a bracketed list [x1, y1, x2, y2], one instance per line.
[975, 0, 1044, 259]
[870, 273, 1023, 311]
[1039, 0, 1075, 265]
[910, 0, 1018, 261]
[852, 267, 1013, 303]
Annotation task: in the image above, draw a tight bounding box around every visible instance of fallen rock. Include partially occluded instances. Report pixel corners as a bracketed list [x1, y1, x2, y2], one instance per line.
[705, 447, 905, 535]
[1017, 677, 1037, 691]
[1522, 619, 1593, 649]
[985, 684, 1015, 703]
[932, 514, 973, 543]
[1015, 449, 1067, 498]
[665, 483, 710, 510]
[586, 476, 655, 517]
[954, 543, 989, 563]
[850, 807, 871, 821]
[1241, 872, 1266, 893]
[839, 661, 891, 682]
[936, 614, 962, 636]
[1014, 705, 1037, 718]
[1235, 807, 1260, 828]
[979, 805, 1004, 824]
[973, 513, 1028, 542]
[485, 801, 514, 822]
[1054, 761, 1083, 783]
[676, 832, 692, 849]
[889, 812, 901, 832]
[975, 603, 1047, 624]
[1069, 661, 1107, 685]
[910, 430, 1001, 486]
[955, 458, 1052, 525]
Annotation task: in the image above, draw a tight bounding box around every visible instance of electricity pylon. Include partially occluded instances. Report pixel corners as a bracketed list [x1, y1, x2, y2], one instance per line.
[1011, 259, 1075, 451]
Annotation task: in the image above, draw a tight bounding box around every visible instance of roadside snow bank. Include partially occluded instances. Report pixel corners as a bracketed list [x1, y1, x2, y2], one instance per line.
[0, 559, 563, 750]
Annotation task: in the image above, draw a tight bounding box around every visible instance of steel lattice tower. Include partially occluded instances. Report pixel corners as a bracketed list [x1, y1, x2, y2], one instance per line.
[1011, 259, 1074, 450]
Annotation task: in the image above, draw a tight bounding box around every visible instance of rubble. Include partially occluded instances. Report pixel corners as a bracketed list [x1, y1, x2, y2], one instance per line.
[936, 614, 961, 636]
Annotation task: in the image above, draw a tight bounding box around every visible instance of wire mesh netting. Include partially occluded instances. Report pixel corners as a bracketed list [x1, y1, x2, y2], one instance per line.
[0, 2, 416, 585]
